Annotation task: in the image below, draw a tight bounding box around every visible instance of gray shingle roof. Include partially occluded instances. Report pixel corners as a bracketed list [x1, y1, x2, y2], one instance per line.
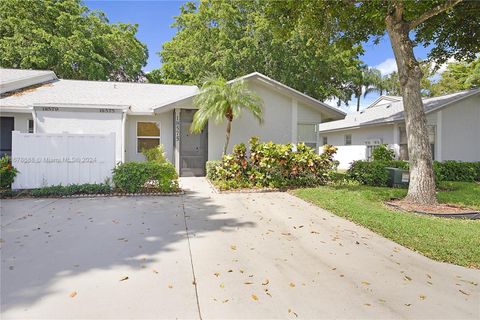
[318, 89, 480, 132]
[0, 68, 57, 94]
[0, 76, 198, 114]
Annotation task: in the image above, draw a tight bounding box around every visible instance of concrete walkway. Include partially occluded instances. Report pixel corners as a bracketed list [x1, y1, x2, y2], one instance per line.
[1, 177, 479, 319]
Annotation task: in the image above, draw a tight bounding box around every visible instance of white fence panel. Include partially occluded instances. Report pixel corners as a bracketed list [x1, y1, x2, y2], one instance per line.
[12, 131, 115, 189]
[334, 145, 367, 170]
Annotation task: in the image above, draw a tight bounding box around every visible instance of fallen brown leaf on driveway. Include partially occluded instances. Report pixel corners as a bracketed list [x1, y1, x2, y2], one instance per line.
[361, 281, 370, 285]
[262, 279, 269, 285]
[244, 281, 253, 285]
[289, 282, 295, 287]
[251, 294, 258, 301]
[230, 245, 237, 250]
[214, 272, 220, 277]
[459, 289, 470, 295]
[119, 276, 129, 281]
[419, 295, 426, 300]
[69, 291, 77, 298]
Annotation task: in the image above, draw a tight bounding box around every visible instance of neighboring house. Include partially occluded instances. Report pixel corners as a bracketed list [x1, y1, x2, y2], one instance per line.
[0, 68, 344, 181]
[318, 90, 480, 169]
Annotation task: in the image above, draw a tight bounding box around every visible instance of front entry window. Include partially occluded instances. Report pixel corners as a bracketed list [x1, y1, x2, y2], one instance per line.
[137, 122, 160, 153]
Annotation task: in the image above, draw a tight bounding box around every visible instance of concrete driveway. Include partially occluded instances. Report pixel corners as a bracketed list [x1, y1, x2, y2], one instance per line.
[1, 178, 478, 319]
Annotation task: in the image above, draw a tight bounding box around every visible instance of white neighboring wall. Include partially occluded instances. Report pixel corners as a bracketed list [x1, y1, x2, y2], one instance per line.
[439, 95, 480, 161]
[320, 124, 395, 169]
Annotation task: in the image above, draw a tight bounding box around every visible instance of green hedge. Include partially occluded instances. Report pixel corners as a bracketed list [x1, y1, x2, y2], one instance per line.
[112, 161, 179, 193]
[434, 161, 480, 182]
[207, 137, 337, 190]
[30, 183, 112, 197]
[348, 159, 480, 187]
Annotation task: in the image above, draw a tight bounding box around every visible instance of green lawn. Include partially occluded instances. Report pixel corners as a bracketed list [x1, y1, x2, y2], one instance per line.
[293, 181, 480, 268]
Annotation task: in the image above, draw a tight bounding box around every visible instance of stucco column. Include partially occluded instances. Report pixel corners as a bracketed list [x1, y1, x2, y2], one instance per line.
[393, 123, 400, 159]
[174, 108, 181, 173]
[436, 110, 442, 161]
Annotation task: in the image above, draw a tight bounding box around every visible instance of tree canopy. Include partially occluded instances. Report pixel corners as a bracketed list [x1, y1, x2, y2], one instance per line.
[0, 0, 148, 81]
[153, 0, 364, 104]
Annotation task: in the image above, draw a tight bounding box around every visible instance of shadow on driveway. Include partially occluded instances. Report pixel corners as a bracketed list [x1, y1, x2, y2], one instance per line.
[0, 190, 255, 318]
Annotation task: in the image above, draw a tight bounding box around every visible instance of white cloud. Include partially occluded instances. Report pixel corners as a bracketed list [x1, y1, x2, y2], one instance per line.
[433, 57, 457, 74]
[375, 58, 397, 75]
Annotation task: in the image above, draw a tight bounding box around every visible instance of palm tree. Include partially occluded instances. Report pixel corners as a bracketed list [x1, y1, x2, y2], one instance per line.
[191, 77, 264, 155]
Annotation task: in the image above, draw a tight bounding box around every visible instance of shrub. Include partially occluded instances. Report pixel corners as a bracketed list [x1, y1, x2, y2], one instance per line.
[433, 161, 480, 182]
[208, 137, 337, 190]
[206, 160, 221, 180]
[347, 160, 390, 187]
[372, 144, 395, 162]
[142, 145, 167, 164]
[112, 161, 178, 193]
[0, 155, 18, 188]
[30, 183, 111, 197]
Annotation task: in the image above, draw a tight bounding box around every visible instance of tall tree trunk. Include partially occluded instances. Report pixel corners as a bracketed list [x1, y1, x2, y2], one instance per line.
[223, 107, 233, 155]
[223, 119, 232, 156]
[386, 11, 437, 205]
[356, 94, 361, 111]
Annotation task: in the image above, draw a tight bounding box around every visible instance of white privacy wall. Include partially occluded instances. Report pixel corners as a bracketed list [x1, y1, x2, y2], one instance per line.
[320, 125, 395, 169]
[12, 132, 115, 189]
[35, 110, 123, 162]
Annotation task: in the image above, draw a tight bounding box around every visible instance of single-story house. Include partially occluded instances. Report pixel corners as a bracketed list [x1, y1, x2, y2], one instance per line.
[318, 90, 480, 169]
[0, 68, 344, 186]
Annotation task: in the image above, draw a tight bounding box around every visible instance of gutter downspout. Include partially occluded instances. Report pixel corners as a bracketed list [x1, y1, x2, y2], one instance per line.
[31, 106, 37, 133]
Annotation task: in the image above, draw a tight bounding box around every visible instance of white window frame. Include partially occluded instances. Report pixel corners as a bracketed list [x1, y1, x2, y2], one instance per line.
[344, 134, 352, 145]
[136, 121, 161, 154]
[297, 122, 317, 149]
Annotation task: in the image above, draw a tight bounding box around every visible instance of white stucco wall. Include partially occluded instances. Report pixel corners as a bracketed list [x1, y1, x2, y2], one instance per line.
[35, 110, 124, 162]
[320, 124, 395, 169]
[208, 81, 295, 160]
[125, 112, 174, 163]
[439, 94, 480, 161]
[0, 112, 33, 133]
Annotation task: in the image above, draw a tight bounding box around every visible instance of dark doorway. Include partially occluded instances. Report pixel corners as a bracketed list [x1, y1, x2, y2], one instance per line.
[179, 109, 208, 177]
[0, 117, 14, 157]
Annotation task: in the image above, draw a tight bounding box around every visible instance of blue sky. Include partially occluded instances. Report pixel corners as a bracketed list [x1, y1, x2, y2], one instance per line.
[84, 0, 432, 111]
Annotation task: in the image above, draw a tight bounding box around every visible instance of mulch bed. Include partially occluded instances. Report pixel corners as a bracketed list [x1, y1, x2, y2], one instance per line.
[386, 199, 480, 219]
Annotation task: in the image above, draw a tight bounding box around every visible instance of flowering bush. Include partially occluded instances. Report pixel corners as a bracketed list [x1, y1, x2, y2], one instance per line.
[207, 137, 337, 190]
[0, 155, 18, 188]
